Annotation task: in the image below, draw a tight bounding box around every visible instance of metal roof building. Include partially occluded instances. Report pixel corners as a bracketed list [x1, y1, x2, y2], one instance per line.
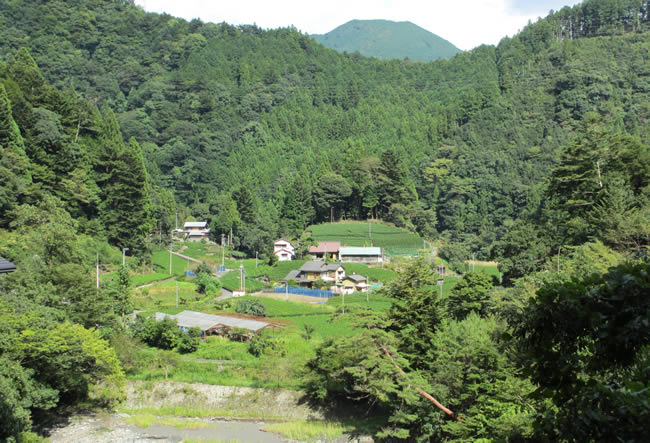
[0, 257, 17, 273]
[339, 247, 383, 263]
[184, 221, 208, 229]
[155, 310, 270, 333]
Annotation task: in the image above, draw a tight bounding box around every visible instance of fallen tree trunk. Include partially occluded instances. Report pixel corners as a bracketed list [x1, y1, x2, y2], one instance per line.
[378, 342, 462, 422]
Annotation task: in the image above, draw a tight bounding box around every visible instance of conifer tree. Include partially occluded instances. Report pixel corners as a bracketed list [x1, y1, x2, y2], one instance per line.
[0, 84, 31, 225]
[5, 48, 48, 105]
[97, 108, 153, 254]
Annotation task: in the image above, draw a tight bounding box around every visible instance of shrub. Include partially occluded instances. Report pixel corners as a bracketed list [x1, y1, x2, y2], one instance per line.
[215, 299, 234, 310]
[194, 261, 212, 276]
[235, 299, 267, 317]
[176, 327, 202, 354]
[133, 317, 181, 350]
[196, 273, 220, 296]
[301, 323, 315, 340]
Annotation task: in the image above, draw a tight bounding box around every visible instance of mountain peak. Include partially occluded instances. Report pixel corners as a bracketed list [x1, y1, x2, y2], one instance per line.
[312, 19, 462, 62]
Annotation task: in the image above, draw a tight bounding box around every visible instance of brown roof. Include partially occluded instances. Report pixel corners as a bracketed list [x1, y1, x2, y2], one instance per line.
[309, 241, 341, 253]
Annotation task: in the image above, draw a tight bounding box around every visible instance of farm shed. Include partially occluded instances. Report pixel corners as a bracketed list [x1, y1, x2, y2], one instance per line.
[155, 310, 270, 337]
[339, 246, 383, 264]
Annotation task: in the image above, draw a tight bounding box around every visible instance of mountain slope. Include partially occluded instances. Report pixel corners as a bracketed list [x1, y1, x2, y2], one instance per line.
[0, 0, 648, 259]
[312, 19, 462, 61]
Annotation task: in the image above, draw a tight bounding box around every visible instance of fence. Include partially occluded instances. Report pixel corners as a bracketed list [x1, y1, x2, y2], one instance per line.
[274, 286, 334, 298]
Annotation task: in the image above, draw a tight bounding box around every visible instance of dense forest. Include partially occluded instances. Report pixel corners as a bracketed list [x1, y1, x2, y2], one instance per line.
[0, 0, 649, 441]
[1, 0, 648, 263]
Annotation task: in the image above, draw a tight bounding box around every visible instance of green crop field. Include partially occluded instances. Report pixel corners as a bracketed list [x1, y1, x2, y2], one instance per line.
[308, 222, 426, 256]
[152, 248, 195, 276]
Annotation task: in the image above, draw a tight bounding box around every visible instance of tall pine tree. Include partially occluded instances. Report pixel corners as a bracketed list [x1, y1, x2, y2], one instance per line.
[97, 108, 153, 254]
[0, 84, 31, 225]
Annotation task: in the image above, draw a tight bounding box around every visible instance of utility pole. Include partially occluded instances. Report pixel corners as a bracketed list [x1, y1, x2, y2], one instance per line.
[239, 263, 245, 294]
[175, 212, 178, 231]
[96, 252, 99, 289]
[122, 247, 129, 266]
[221, 233, 225, 269]
[255, 251, 258, 268]
[472, 252, 476, 272]
[366, 276, 369, 302]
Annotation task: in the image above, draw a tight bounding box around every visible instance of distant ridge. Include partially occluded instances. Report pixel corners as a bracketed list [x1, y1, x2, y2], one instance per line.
[312, 19, 462, 62]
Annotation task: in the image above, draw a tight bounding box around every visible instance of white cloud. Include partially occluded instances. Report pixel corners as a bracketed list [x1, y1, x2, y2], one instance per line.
[135, 0, 580, 50]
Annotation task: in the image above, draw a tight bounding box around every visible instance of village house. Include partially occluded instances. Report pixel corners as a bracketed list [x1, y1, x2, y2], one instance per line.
[283, 260, 346, 288]
[183, 221, 210, 242]
[308, 241, 341, 261]
[273, 239, 295, 261]
[341, 273, 370, 295]
[339, 246, 383, 264]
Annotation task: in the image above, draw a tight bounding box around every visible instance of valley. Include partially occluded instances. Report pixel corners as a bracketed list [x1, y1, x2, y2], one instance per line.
[0, 0, 648, 441]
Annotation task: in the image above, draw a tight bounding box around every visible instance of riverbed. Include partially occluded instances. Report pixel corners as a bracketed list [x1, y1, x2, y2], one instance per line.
[48, 412, 285, 442]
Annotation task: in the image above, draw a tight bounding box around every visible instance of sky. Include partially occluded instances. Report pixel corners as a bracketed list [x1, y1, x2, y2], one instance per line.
[134, 0, 582, 50]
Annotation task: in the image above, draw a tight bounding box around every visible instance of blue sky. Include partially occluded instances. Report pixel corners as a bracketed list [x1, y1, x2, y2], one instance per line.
[136, 0, 583, 50]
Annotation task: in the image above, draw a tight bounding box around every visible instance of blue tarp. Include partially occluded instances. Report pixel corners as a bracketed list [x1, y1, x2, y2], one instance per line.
[185, 270, 196, 277]
[274, 286, 334, 298]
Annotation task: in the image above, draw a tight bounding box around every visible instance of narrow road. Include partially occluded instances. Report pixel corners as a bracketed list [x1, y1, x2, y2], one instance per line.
[135, 275, 177, 290]
[170, 249, 202, 264]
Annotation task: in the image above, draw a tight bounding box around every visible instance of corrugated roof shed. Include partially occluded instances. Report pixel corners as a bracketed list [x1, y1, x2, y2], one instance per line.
[155, 310, 269, 332]
[0, 257, 17, 273]
[340, 247, 382, 256]
[184, 221, 208, 228]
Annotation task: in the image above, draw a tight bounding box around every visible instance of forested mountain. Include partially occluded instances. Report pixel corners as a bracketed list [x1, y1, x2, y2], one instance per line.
[0, 0, 648, 264]
[311, 19, 462, 61]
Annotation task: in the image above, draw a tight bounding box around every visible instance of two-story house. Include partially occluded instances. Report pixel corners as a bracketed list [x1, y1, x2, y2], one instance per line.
[183, 221, 210, 242]
[273, 239, 295, 261]
[283, 260, 346, 288]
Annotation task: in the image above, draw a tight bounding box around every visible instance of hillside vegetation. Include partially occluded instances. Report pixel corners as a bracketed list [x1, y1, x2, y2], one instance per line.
[311, 19, 462, 61]
[0, 0, 647, 263]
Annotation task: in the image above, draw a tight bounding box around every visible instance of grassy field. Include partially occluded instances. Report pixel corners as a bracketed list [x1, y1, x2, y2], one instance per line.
[131, 272, 172, 287]
[133, 281, 214, 312]
[308, 222, 426, 256]
[219, 270, 266, 292]
[152, 248, 195, 276]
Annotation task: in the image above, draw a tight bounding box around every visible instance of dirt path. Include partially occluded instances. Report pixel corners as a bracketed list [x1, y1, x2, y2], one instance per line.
[135, 275, 177, 290]
[170, 249, 202, 264]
